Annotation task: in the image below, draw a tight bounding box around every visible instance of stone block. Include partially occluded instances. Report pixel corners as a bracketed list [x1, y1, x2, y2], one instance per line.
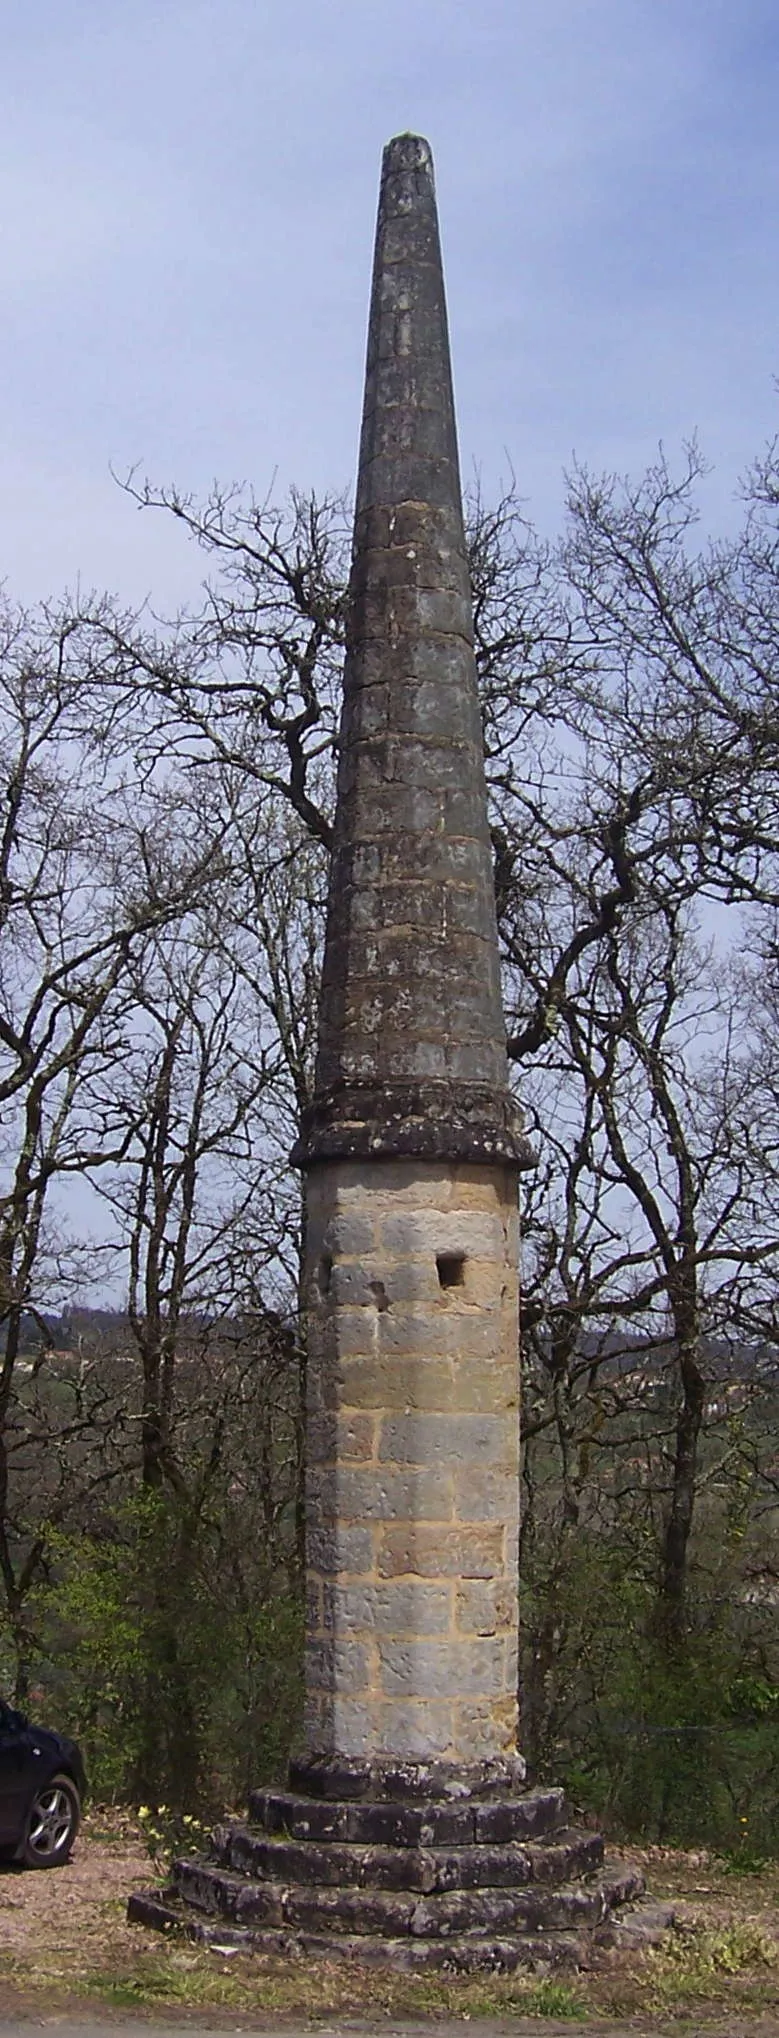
[378, 1637, 511, 1700]
[473, 1791, 568, 1845]
[379, 1210, 505, 1259]
[378, 1411, 513, 1469]
[441, 1359, 518, 1414]
[434, 1843, 533, 1891]
[319, 1699, 380, 1758]
[455, 1580, 517, 1636]
[306, 1579, 322, 1632]
[451, 1259, 510, 1308]
[440, 1313, 511, 1363]
[321, 1212, 378, 1257]
[306, 1411, 378, 1465]
[307, 1520, 375, 1577]
[319, 1308, 379, 1360]
[446, 1040, 508, 1086]
[452, 1465, 519, 1525]
[331, 1354, 455, 1410]
[530, 1831, 604, 1880]
[445, 881, 496, 935]
[380, 1038, 450, 1080]
[376, 1523, 504, 1579]
[373, 1700, 456, 1761]
[309, 1461, 454, 1523]
[328, 1347, 518, 1413]
[381, 1258, 442, 1303]
[324, 1581, 452, 1637]
[373, 1310, 450, 1361]
[359, 1844, 438, 1893]
[283, 1883, 416, 1937]
[329, 1262, 393, 1307]
[451, 1693, 518, 1759]
[249, 1789, 349, 1840]
[306, 1637, 373, 1697]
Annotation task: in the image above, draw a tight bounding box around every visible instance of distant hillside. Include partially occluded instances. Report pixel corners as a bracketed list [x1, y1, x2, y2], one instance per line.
[0, 1305, 129, 1354]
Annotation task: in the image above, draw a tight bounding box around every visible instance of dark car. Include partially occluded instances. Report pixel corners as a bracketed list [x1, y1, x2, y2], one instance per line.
[0, 1699, 84, 1867]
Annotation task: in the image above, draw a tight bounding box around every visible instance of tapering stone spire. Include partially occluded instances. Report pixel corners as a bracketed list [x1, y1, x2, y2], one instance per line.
[299, 133, 526, 1167]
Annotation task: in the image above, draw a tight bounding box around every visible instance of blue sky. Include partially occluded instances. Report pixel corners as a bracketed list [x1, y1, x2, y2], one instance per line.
[2, 0, 777, 607]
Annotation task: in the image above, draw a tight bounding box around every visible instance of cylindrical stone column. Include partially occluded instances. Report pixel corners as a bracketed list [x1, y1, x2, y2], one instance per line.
[303, 1159, 520, 1765]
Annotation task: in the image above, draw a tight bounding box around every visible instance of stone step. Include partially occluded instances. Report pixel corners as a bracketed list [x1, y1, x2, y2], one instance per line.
[246, 1783, 567, 1849]
[128, 1881, 658, 1973]
[287, 1753, 529, 1802]
[210, 1819, 603, 1893]
[168, 1851, 640, 1940]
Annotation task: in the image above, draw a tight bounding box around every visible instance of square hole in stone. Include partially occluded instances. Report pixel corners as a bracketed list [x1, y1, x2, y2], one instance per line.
[318, 1252, 333, 1296]
[437, 1252, 466, 1289]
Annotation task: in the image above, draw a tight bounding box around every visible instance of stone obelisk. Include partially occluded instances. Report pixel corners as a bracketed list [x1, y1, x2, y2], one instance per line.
[131, 136, 660, 1964]
[295, 131, 530, 1786]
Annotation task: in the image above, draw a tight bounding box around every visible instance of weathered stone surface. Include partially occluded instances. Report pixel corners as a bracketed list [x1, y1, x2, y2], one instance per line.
[302, 1157, 520, 1765]
[171, 1847, 627, 1939]
[130, 1821, 660, 1972]
[294, 133, 529, 1171]
[249, 1782, 563, 1844]
[127, 1887, 658, 1971]
[210, 1819, 605, 1901]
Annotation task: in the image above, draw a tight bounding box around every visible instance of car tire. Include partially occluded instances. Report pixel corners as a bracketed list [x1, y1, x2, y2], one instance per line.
[20, 1772, 81, 1868]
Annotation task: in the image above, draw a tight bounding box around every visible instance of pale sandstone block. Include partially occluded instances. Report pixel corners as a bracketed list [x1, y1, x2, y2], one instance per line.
[452, 1696, 518, 1759]
[452, 1465, 519, 1524]
[322, 1212, 378, 1256]
[306, 1411, 377, 1464]
[376, 1523, 504, 1579]
[335, 1354, 454, 1410]
[353, 1310, 511, 1367]
[451, 1259, 511, 1307]
[308, 1461, 454, 1522]
[328, 1161, 453, 1203]
[323, 1580, 453, 1636]
[379, 1637, 512, 1700]
[318, 1308, 381, 1360]
[378, 1411, 513, 1468]
[325, 1698, 379, 1757]
[319, 1350, 518, 1414]
[375, 1699, 456, 1759]
[307, 1520, 375, 1576]
[378, 1259, 442, 1304]
[306, 1636, 373, 1696]
[372, 1309, 451, 1360]
[456, 1579, 517, 1636]
[440, 1359, 518, 1414]
[379, 1211, 507, 1259]
[443, 1315, 515, 1362]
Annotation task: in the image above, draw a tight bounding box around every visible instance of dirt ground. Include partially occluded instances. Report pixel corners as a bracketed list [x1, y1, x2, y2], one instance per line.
[1, 1813, 779, 2029]
[0, 1811, 154, 1999]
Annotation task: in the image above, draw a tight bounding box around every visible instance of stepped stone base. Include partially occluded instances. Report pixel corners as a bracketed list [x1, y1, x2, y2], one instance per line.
[128, 1762, 672, 1972]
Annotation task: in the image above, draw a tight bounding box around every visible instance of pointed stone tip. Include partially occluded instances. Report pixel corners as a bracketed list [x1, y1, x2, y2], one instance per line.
[382, 132, 434, 181]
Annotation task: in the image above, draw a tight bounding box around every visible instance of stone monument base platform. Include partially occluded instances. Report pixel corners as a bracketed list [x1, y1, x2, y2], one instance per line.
[128, 1757, 673, 1971]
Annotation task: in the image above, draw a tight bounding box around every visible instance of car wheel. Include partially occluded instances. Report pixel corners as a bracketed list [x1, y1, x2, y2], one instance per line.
[20, 1772, 81, 1868]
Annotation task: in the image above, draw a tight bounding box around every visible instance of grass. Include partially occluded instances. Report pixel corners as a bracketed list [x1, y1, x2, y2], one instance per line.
[70, 1954, 591, 2023]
